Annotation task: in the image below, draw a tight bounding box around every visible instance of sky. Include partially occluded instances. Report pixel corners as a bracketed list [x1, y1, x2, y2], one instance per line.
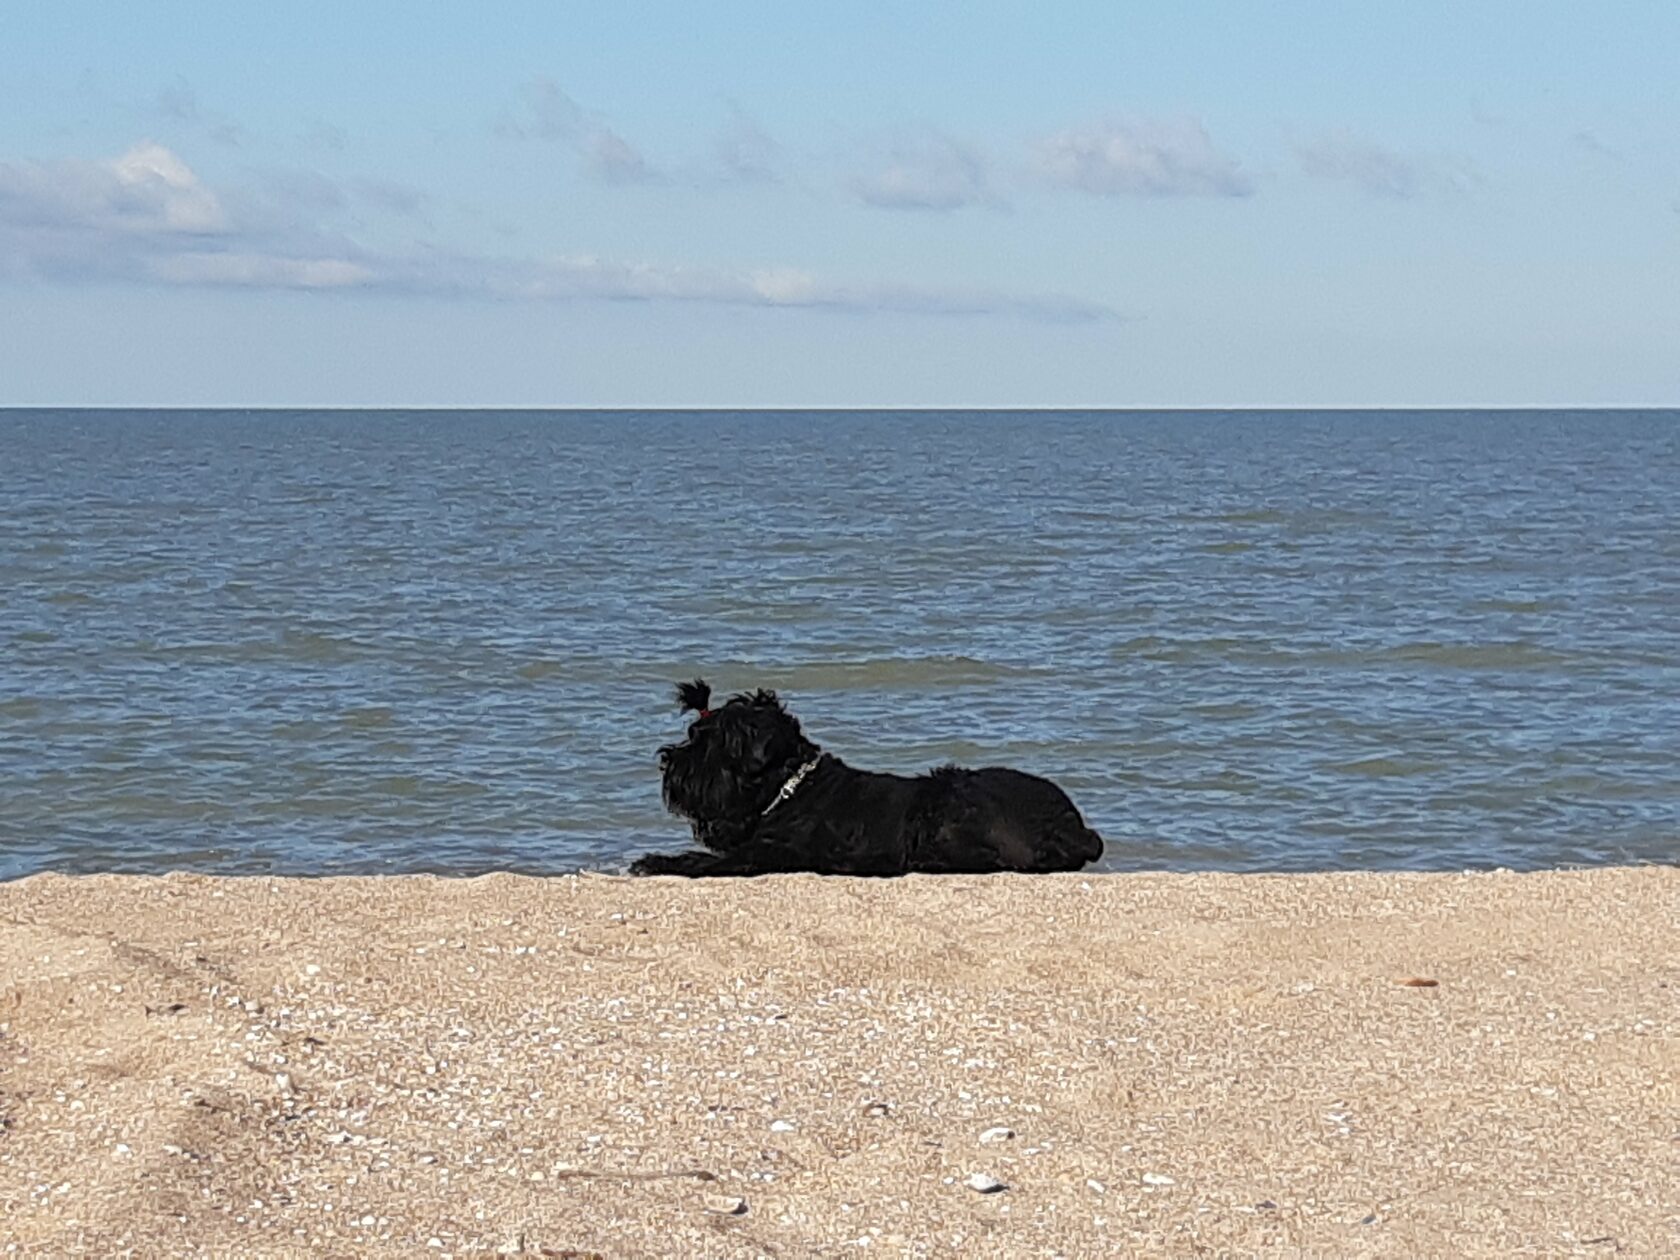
[1, 1, 1677, 408]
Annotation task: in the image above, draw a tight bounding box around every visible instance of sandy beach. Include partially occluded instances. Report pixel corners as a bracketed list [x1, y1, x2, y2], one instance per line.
[1, 868, 1674, 1257]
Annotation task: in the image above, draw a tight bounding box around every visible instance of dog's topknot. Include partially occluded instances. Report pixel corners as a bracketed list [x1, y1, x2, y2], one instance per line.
[675, 678, 712, 714]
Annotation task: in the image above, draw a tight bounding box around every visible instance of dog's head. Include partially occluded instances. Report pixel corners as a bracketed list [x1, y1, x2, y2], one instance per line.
[657, 678, 820, 851]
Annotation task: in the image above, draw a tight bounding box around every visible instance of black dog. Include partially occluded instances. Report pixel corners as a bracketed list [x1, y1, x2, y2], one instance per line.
[630, 679, 1104, 877]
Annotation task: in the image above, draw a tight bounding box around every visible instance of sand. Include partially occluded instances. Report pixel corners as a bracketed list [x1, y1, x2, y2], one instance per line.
[0, 867, 1675, 1258]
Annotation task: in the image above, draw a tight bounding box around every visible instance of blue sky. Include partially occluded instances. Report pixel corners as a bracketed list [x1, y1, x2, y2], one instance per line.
[1, 1, 1676, 406]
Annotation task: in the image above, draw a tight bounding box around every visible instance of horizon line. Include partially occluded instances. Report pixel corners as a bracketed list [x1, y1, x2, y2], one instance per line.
[4, 403, 1678, 414]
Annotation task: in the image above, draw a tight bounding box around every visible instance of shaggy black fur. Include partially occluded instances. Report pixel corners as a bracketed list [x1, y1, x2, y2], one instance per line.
[631, 679, 1104, 877]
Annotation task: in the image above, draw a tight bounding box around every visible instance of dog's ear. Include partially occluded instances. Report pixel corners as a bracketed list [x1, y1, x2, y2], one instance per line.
[748, 688, 783, 711]
[675, 678, 712, 713]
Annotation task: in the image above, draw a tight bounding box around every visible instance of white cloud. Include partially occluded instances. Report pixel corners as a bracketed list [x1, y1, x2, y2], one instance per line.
[151, 78, 246, 147]
[1032, 118, 1253, 198]
[352, 177, 428, 217]
[147, 251, 376, 289]
[303, 119, 349, 151]
[111, 143, 228, 230]
[747, 267, 816, 303]
[498, 78, 660, 185]
[1568, 130, 1621, 162]
[581, 127, 655, 185]
[713, 103, 782, 185]
[850, 131, 995, 211]
[1294, 130, 1478, 198]
[0, 142, 1116, 323]
[254, 166, 346, 214]
[368, 251, 1113, 321]
[0, 141, 227, 236]
[155, 79, 200, 123]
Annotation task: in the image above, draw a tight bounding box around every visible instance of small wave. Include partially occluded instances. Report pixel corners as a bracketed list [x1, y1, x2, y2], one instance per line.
[1532, 773, 1677, 802]
[268, 720, 330, 740]
[516, 660, 567, 681]
[1108, 635, 1263, 663]
[1274, 640, 1583, 672]
[1322, 756, 1441, 778]
[277, 628, 363, 664]
[704, 602, 835, 625]
[1186, 702, 1264, 721]
[1376, 641, 1575, 670]
[146, 632, 369, 666]
[1161, 771, 1264, 793]
[746, 656, 1037, 691]
[1285, 508, 1389, 532]
[1471, 599, 1565, 615]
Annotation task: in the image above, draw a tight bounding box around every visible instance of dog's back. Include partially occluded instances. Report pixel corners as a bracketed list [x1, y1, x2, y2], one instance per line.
[908, 765, 1103, 873]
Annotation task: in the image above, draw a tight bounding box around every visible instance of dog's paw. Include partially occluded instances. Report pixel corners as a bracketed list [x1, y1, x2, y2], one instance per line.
[629, 852, 693, 876]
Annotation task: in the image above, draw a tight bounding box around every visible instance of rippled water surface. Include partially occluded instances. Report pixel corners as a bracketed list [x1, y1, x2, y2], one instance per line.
[2, 408, 1676, 878]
